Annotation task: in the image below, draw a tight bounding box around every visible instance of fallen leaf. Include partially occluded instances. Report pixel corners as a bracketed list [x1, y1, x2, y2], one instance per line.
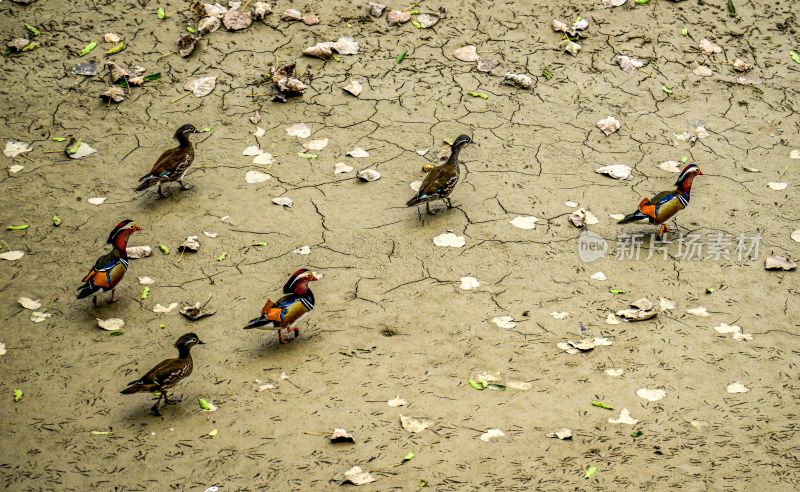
[590, 272, 606, 281]
[479, 429, 507, 443]
[764, 256, 796, 270]
[550, 311, 569, 320]
[100, 86, 125, 103]
[585, 466, 598, 479]
[18, 297, 41, 310]
[510, 216, 538, 230]
[608, 408, 639, 425]
[791, 230, 800, 243]
[733, 59, 752, 72]
[272, 197, 293, 208]
[559, 40, 581, 56]
[595, 164, 632, 180]
[30, 311, 51, 323]
[198, 398, 218, 411]
[491, 316, 516, 329]
[357, 169, 381, 182]
[693, 65, 713, 77]
[387, 396, 408, 407]
[126, 246, 152, 258]
[460, 276, 480, 290]
[96, 317, 124, 331]
[699, 38, 723, 55]
[178, 236, 200, 253]
[659, 298, 676, 311]
[686, 307, 710, 317]
[343, 79, 363, 97]
[614, 55, 644, 73]
[334, 162, 353, 174]
[68, 141, 97, 159]
[410, 180, 422, 192]
[140, 286, 150, 299]
[4, 141, 32, 158]
[178, 34, 198, 57]
[303, 138, 329, 151]
[503, 73, 533, 89]
[453, 45, 480, 62]
[552, 19, 568, 32]
[303, 14, 320, 26]
[387, 10, 411, 26]
[636, 388, 667, 401]
[103, 32, 122, 43]
[87, 197, 107, 205]
[726, 382, 750, 394]
[286, 123, 311, 138]
[368, 3, 386, 17]
[545, 428, 573, 440]
[243, 145, 263, 156]
[433, 232, 465, 248]
[658, 161, 682, 173]
[604, 368, 623, 377]
[592, 401, 614, 410]
[8, 165, 24, 173]
[198, 16, 221, 34]
[223, 8, 252, 30]
[330, 428, 355, 443]
[293, 245, 311, 255]
[347, 147, 369, 158]
[339, 466, 376, 486]
[153, 303, 179, 313]
[281, 8, 302, 21]
[477, 56, 500, 72]
[605, 313, 621, 325]
[245, 171, 271, 184]
[597, 116, 621, 136]
[0, 343, 5, 356]
[400, 415, 432, 433]
[252, 153, 274, 165]
[767, 182, 788, 191]
[138, 276, 155, 285]
[184, 75, 217, 97]
[790, 150, 800, 160]
[79, 40, 97, 56]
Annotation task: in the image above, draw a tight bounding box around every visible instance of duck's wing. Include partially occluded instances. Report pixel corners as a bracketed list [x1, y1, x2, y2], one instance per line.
[139, 146, 184, 181]
[78, 252, 128, 297]
[407, 165, 457, 205]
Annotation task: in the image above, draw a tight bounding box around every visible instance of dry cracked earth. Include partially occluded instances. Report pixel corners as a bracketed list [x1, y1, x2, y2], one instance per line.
[1, 0, 799, 490]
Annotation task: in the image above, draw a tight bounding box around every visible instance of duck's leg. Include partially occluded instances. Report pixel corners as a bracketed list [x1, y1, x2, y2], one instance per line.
[150, 391, 164, 416]
[109, 289, 117, 303]
[288, 327, 300, 340]
[157, 183, 171, 198]
[178, 180, 193, 191]
[657, 224, 668, 239]
[445, 197, 453, 208]
[164, 391, 181, 405]
[277, 329, 288, 344]
[92, 295, 97, 307]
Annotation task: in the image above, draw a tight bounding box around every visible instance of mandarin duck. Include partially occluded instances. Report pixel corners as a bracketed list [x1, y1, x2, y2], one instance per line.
[406, 134, 475, 214]
[618, 163, 704, 238]
[244, 269, 320, 343]
[77, 219, 142, 305]
[120, 333, 204, 416]
[135, 124, 199, 198]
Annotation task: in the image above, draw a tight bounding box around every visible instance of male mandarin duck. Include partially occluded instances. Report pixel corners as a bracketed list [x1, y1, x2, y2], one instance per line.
[244, 269, 321, 343]
[406, 134, 475, 214]
[77, 219, 142, 305]
[135, 124, 199, 198]
[120, 333, 204, 416]
[618, 163, 704, 238]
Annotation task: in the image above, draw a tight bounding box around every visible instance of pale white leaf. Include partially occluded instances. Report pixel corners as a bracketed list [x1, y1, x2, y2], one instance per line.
[347, 147, 369, 158]
[9, 164, 24, 174]
[714, 322, 741, 335]
[243, 145, 263, 156]
[0, 342, 6, 356]
[726, 382, 750, 394]
[410, 180, 422, 192]
[18, 297, 41, 310]
[597, 116, 620, 136]
[68, 142, 97, 159]
[252, 153, 274, 165]
[303, 138, 329, 151]
[153, 303, 179, 313]
[564, 201, 579, 208]
[658, 161, 681, 173]
[767, 182, 787, 191]
[560, 40, 581, 56]
[550, 311, 569, 320]
[293, 245, 311, 255]
[4, 140, 32, 158]
[609, 213, 625, 221]
[138, 276, 155, 285]
[332, 37, 359, 55]
[510, 216, 538, 230]
[659, 297, 676, 311]
[595, 164, 631, 180]
[615, 55, 644, 73]
[687, 307, 710, 317]
[30, 311, 51, 323]
[272, 197, 293, 207]
[491, 316, 516, 329]
[184, 75, 217, 97]
[453, 45, 479, 62]
[341, 466, 376, 486]
[253, 127, 266, 137]
[433, 232, 465, 247]
[604, 368, 623, 377]
[387, 396, 408, 407]
[459, 276, 480, 290]
[790, 149, 800, 160]
[245, 170, 271, 184]
[590, 272, 606, 281]
[594, 337, 613, 346]
[400, 415, 432, 433]
[608, 408, 639, 425]
[545, 428, 572, 439]
[343, 79, 363, 96]
[636, 388, 667, 401]
[96, 317, 124, 331]
[126, 246, 152, 258]
[285, 123, 311, 138]
[791, 230, 800, 243]
[87, 197, 107, 205]
[203, 231, 219, 238]
[765, 256, 796, 270]
[479, 428, 507, 443]
[693, 65, 713, 77]
[0, 251, 24, 261]
[356, 169, 380, 182]
[605, 312, 621, 325]
[698, 38, 722, 55]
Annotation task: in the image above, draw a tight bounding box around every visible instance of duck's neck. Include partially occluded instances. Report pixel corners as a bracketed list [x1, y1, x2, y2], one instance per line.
[113, 230, 133, 255]
[678, 175, 696, 200]
[294, 279, 311, 296]
[446, 144, 465, 166]
[176, 133, 192, 148]
[177, 345, 192, 359]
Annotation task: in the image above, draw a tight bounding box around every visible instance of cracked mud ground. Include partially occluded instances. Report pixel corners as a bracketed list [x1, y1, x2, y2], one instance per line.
[1, 0, 799, 490]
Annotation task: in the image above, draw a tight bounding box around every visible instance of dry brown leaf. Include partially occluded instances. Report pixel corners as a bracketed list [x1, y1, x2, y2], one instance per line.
[368, 3, 386, 17]
[698, 38, 722, 55]
[303, 14, 320, 26]
[281, 8, 302, 21]
[104, 32, 122, 43]
[343, 79, 363, 96]
[387, 10, 411, 25]
[184, 75, 217, 97]
[765, 256, 796, 271]
[453, 45, 479, 62]
[178, 35, 198, 58]
[100, 86, 125, 103]
[106, 62, 130, 82]
[400, 415, 432, 433]
[252, 2, 272, 19]
[198, 16, 222, 34]
[223, 8, 252, 30]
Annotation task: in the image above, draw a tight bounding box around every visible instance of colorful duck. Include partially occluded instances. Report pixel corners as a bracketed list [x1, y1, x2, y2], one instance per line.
[135, 124, 199, 198]
[120, 333, 205, 416]
[244, 269, 320, 343]
[77, 220, 142, 304]
[618, 163, 704, 238]
[406, 134, 475, 214]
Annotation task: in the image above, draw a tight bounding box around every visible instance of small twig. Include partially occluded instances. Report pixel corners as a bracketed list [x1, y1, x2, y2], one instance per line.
[170, 92, 190, 103]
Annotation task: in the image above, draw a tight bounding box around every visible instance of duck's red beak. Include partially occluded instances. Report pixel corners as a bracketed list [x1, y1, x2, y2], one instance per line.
[133, 224, 144, 232]
[310, 272, 321, 281]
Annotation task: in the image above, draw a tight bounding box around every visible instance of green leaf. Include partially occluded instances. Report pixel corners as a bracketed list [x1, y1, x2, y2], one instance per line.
[6, 224, 29, 231]
[143, 72, 162, 82]
[706, 287, 716, 294]
[395, 51, 406, 63]
[681, 27, 689, 36]
[199, 127, 212, 133]
[13, 389, 23, 402]
[52, 137, 66, 142]
[216, 252, 227, 261]
[140, 286, 150, 300]
[680, 156, 689, 164]
[25, 24, 41, 36]
[411, 20, 422, 29]
[791, 51, 800, 64]
[198, 398, 213, 411]
[592, 400, 614, 410]
[67, 139, 82, 154]
[542, 68, 553, 80]
[332, 54, 341, 62]
[727, 0, 736, 17]
[106, 42, 125, 55]
[402, 452, 415, 462]
[157, 7, 166, 19]
[631, 430, 643, 438]
[79, 40, 97, 56]
[252, 241, 269, 247]
[609, 289, 625, 295]
[467, 91, 489, 100]
[109, 331, 124, 337]
[408, 10, 420, 15]
[661, 85, 673, 95]
[20, 42, 39, 52]
[52, 215, 61, 226]
[584, 466, 598, 479]
[159, 244, 170, 255]
[187, 26, 196, 33]
[468, 379, 484, 390]
[159, 322, 166, 329]
[634, 0, 650, 4]
[417, 481, 427, 490]
[298, 152, 318, 159]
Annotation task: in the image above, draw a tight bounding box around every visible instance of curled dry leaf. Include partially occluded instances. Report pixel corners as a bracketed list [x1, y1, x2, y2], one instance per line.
[453, 45, 479, 62]
[698, 38, 722, 55]
[569, 208, 598, 228]
[184, 75, 217, 97]
[303, 15, 320, 26]
[272, 197, 293, 208]
[271, 63, 307, 102]
[223, 8, 252, 30]
[357, 169, 381, 182]
[491, 316, 516, 329]
[595, 164, 631, 180]
[4, 141, 32, 158]
[343, 79, 363, 96]
[597, 116, 621, 136]
[338, 466, 376, 486]
[30, 312, 51, 323]
[200, 2, 228, 18]
[477, 56, 500, 72]
[433, 232, 465, 247]
[693, 65, 713, 77]
[502, 73, 533, 89]
[180, 301, 216, 320]
[153, 303, 179, 314]
[460, 276, 480, 290]
[636, 388, 667, 401]
[252, 2, 272, 19]
[510, 216, 538, 230]
[8, 38, 31, 52]
[764, 256, 796, 271]
[281, 9, 302, 21]
[303, 138, 329, 151]
[559, 40, 581, 56]
[198, 16, 221, 34]
[106, 62, 130, 82]
[686, 307, 710, 316]
[104, 32, 122, 43]
[551, 19, 568, 32]
[334, 162, 353, 174]
[178, 35, 198, 58]
[400, 415, 432, 433]
[126, 245, 152, 258]
[767, 182, 787, 191]
[733, 59, 752, 72]
[330, 428, 355, 443]
[726, 382, 750, 394]
[417, 14, 440, 28]
[87, 197, 107, 205]
[479, 429, 508, 443]
[18, 297, 42, 310]
[73, 62, 98, 76]
[138, 276, 155, 285]
[178, 236, 200, 253]
[0, 251, 24, 261]
[608, 408, 639, 425]
[387, 10, 411, 26]
[387, 396, 407, 407]
[245, 170, 271, 184]
[347, 147, 369, 158]
[97, 317, 124, 331]
[303, 43, 334, 59]
[286, 123, 311, 138]
[616, 298, 657, 321]
[293, 245, 311, 255]
[368, 3, 386, 17]
[546, 428, 573, 440]
[100, 86, 125, 103]
[615, 55, 644, 73]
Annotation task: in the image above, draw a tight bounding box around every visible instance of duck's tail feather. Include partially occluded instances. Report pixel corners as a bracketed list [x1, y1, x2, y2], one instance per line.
[617, 210, 648, 224]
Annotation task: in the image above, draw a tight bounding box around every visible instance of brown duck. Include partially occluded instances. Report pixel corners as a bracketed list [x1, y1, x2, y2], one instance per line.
[406, 134, 475, 214]
[135, 124, 199, 198]
[120, 333, 204, 416]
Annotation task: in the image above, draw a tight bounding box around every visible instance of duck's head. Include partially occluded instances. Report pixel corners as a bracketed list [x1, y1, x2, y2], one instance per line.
[675, 163, 704, 189]
[451, 134, 476, 149]
[107, 219, 143, 248]
[175, 333, 205, 349]
[174, 124, 199, 139]
[283, 268, 321, 294]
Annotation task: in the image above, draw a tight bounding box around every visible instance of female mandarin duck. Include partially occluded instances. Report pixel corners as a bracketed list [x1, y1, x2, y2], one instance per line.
[77, 219, 142, 305]
[618, 163, 704, 238]
[244, 269, 320, 343]
[135, 124, 199, 198]
[406, 134, 475, 214]
[120, 333, 204, 416]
